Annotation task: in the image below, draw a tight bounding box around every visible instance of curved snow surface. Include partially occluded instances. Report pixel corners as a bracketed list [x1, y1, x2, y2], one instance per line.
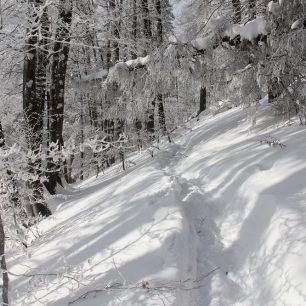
[10, 106, 306, 306]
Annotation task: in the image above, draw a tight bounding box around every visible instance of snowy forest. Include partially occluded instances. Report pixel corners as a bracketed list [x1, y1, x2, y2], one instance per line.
[0, 0, 305, 305]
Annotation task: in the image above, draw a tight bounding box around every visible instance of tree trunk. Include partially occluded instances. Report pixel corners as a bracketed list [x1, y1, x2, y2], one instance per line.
[0, 125, 9, 297]
[232, 0, 242, 23]
[249, 0, 256, 20]
[131, 0, 138, 59]
[198, 87, 207, 115]
[156, 0, 163, 46]
[146, 99, 156, 141]
[157, 94, 167, 135]
[80, 96, 84, 181]
[135, 118, 143, 150]
[0, 211, 8, 306]
[141, 0, 152, 56]
[23, 0, 51, 217]
[46, 0, 73, 194]
[109, 0, 120, 63]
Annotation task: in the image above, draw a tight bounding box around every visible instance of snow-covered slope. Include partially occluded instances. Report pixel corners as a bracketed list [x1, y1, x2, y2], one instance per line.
[9, 104, 306, 306]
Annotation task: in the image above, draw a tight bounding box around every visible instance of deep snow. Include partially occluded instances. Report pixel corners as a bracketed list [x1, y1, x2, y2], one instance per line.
[9, 103, 306, 306]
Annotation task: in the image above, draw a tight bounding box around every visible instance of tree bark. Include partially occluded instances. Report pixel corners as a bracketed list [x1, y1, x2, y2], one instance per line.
[141, 0, 152, 56]
[146, 99, 156, 141]
[198, 87, 207, 115]
[131, 0, 138, 59]
[109, 0, 120, 63]
[156, 0, 163, 46]
[157, 94, 167, 135]
[249, 0, 256, 20]
[232, 0, 242, 23]
[46, 0, 73, 194]
[0, 211, 8, 306]
[23, 0, 51, 217]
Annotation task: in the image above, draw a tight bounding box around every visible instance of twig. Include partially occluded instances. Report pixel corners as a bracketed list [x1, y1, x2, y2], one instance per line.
[68, 268, 220, 305]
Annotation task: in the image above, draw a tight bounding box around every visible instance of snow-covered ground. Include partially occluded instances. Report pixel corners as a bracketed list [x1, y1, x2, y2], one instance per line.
[9, 103, 306, 306]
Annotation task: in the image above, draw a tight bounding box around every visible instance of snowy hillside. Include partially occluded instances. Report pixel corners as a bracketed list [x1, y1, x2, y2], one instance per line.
[9, 104, 306, 306]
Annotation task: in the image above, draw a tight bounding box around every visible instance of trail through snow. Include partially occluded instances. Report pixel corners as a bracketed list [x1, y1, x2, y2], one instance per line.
[9, 105, 306, 306]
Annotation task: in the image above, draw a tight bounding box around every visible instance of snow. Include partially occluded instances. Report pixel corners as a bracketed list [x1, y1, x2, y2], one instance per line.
[239, 17, 267, 41]
[81, 56, 150, 82]
[191, 35, 213, 51]
[209, 16, 228, 33]
[225, 17, 267, 41]
[81, 69, 108, 82]
[9, 104, 306, 305]
[125, 56, 150, 69]
[291, 19, 302, 30]
[268, 1, 281, 16]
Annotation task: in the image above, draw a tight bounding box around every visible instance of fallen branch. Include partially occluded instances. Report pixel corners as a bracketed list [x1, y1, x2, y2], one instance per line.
[68, 267, 220, 305]
[259, 135, 286, 149]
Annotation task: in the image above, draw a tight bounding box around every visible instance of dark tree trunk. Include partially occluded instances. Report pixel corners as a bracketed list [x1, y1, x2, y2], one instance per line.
[80, 97, 84, 181]
[141, 0, 152, 56]
[113, 27, 120, 63]
[0, 211, 8, 306]
[232, 0, 242, 23]
[198, 87, 207, 115]
[131, 0, 138, 59]
[268, 77, 281, 103]
[46, 0, 73, 194]
[146, 99, 156, 141]
[106, 12, 112, 70]
[157, 94, 167, 135]
[249, 0, 256, 20]
[156, 0, 163, 46]
[135, 118, 143, 150]
[155, 0, 166, 138]
[36, 2, 49, 119]
[109, 0, 120, 63]
[23, 0, 51, 217]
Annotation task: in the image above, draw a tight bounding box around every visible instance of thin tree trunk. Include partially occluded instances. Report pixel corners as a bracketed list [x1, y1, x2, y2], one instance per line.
[249, 0, 256, 20]
[141, 0, 152, 56]
[156, 0, 163, 46]
[146, 99, 156, 141]
[80, 96, 84, 181]
[0, 211, 8, 306]
[131, 0, 137, 59]
[157, 94, 167, 135]
[0, 0, 3, 30]
[0, 125, 9, 297]
[198, 87, 207, 115]
[106, 3, 112, 70]
[155, 0, 166, 139]
[232, 0, 242, 23]
[109, 0, 120, 63]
